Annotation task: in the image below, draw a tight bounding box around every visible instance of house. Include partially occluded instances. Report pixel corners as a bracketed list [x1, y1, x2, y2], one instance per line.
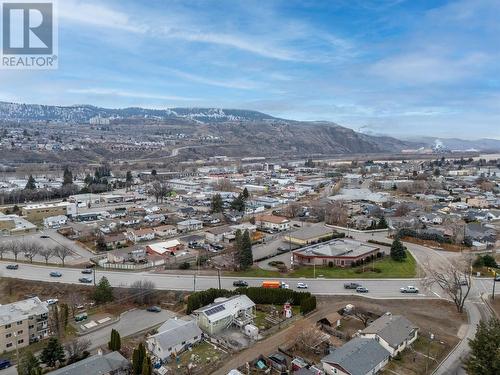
[177, 219, 203, 232]
[255, 215, 290, 231]
[205, 226, 233, 244]
[47, 351, 129, 375]
[419, 214, 443, 225]
[359, 313, 418, 357]
[0, 297, 49, 353]
[103, 233, 128, 249]
[43, 215, 68, 229]
[126, 228, 156, 243]
[286, 224, 336, 245]
[153, 224, 177, 238]
[321, 337, 390, 375]
[194, 295, 256, 335]
[146, 318, 202, 360]
[146, 240, 183, 256]
[292, 239, 380, 268]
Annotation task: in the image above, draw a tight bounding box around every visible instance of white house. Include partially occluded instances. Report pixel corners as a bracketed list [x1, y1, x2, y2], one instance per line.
[43, 215, 68, 229]
[146, 239, 183, 256]
[194, 295, 255, 335]
[177, 219, 203, 232]
[153, 225, 178, 238]
[146, 318, 202, 361]
[359, 313, 418, 357]
[255, 215, 290, 231]
[126, 228, 156, 243]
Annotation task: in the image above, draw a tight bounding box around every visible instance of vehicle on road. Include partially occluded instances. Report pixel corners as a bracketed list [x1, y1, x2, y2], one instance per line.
[233, 280, 248, 287]
[46, 299, 59, 305]
[81, 269, 93, 274]
[0, 359, 12, 370]
[50, 271, 62, 277]
[400, 286, 419, 293]
[293, 223, 301, 228]
[297, 282, 308, 289]
[40, 235, 50, 239]
[79, 277, 93, 283]
[6, 264, 18, 270]
[344, 282, 361, 289]
[147, 306, 161, 313]
[262, 280, 289, 289]
[494, 274, 500, 282]
[356, 286, 369, 293]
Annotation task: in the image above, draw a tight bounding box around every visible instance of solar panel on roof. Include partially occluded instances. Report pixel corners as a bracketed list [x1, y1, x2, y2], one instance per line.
[205, 305, 225, 316]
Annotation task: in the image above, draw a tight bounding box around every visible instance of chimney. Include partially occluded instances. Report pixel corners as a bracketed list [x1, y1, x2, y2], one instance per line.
[97, 348, 103, 356]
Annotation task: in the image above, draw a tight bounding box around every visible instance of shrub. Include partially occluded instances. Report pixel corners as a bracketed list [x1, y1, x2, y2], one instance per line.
[179, 262, 191, 270]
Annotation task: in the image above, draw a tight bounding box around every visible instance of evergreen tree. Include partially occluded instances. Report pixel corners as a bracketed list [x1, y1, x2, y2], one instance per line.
[84, 173, 93, 186]
[151, 169, 157, 177]
[242, 187, 249, 199]
[126, 171, 133, 191]
[132, 343, 146, 375]
[234, 229, 243, 266]
[39, 337, 65, 367]
[230, 193, 245, 212]
[240, 230, 253, 269]
[108, 329, 121, 351]
[377, 216, 388, 229]
[95, 236, 108, 252]
[390, 237, 407, 262]
[62, 167, 73, 185]
[18, 351, 41, 375]
[25, 175, 36, 190]
[464, 318, 500, 375]
[141, 355, 152, 375]
[210, 193, 224, 213]
[93, 276, 114, 304]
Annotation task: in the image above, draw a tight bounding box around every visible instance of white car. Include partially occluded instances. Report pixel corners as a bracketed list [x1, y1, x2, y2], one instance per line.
[400, 286, 419, 293]
[46, 299, 59, 305]
[297, 282, 308, 289]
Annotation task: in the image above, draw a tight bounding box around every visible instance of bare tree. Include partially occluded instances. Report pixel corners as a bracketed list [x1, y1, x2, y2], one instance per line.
[129, 280, 157, 305]
[325, 201, 348, 226]
[9, 241, 22, 261]
[147, 181, 171, 203]
[212, 179, 236, 192]
[287, 321, 324, 353]
[423, 256, 472, 313]
[24, 242, 41, 263]
[39, 247, 54, 265]
[65, 338, 91, 363]
[350, 306, 375, 327]
[67, 292, 84, 317]
[54, 245, 72, 266]
[283, 202, 302, 218]
[394, 203, 411, 217]
[0, 242, 8, 260]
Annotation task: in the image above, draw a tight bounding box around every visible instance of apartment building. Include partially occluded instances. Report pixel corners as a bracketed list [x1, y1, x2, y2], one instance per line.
[0, 297, 49, 353]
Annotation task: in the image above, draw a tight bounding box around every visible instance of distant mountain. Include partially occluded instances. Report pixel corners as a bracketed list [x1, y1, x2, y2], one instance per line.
[0, 101, 416, 155]
[0, 101, 276, 124]
[404, 136, 500, 152]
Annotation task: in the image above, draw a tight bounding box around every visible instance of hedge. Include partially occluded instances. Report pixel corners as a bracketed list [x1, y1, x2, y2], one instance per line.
[186, 287, 316, 314]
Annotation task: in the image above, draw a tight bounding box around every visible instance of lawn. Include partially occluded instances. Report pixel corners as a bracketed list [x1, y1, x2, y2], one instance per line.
[175, 341, 225, 371]
[226, 251, 417, 279]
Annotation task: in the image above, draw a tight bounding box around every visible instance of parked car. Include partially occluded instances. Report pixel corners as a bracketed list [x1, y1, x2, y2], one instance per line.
[6, 264, 18, 270]
[344, 282, 361, 289]
[50, 271, 62, 277]
[233, 280, 248, 287]
[495, 274, 500, 282]
[75, 312, 88, 322]
[147, 306, 161, 313]
[400, 286, 419, 293]
[46, 299, 59, 305]
[0, 359, 12, 370]
[81, 269, 93, 274]
[356, 286, 369, 293]
[293, 223, 301, 228]
[79, 277, 93, 283]
[297, 282, 308, 289]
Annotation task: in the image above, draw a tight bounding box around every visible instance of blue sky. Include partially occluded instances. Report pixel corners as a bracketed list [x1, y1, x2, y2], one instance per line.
[1, 0, 500, 139]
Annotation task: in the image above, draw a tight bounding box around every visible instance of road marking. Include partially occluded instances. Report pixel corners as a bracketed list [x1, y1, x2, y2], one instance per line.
[432, 291, 441, 298]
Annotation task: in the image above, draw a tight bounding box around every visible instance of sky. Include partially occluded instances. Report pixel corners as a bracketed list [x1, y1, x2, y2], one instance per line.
[1, 0, 500, 139]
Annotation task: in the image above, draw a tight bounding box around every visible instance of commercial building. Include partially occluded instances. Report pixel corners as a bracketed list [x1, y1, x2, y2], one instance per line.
[22, 202, 76, 222]
[146, 240, 183, 256]
[292, 238, 380, 267]
[0, 297, 49, 353]
[0, 213, 37, 235]
[255, 215, 290, 231]
[286, 225, 335, 245]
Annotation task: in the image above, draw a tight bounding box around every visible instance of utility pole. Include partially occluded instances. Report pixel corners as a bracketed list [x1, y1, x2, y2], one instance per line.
[193, 274, 196, 292]
[93, 268, 96, 286]
[493, 273, 496, 300]
[217, 268, 221, 290]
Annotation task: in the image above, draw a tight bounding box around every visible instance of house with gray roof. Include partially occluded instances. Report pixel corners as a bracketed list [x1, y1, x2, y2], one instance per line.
[146, 318, 202, 360]
[47, 351, 129, 375]
[359, 313, 418, 357]
[321, 337, 390, 375]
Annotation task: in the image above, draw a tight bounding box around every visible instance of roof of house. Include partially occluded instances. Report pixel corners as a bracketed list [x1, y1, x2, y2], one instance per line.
[104, 232, 127, 243]
[194, 295, 255, 323]
[293, 238, 379, 258]
[360, 314, 418, 349]
[256, 215, 289, 224]
[288, 224, 334, 241]
[178, 219, 203, 225]
[148, 318, 202, 351]
[131, 228, 155, 236]
[0, 297, 48, 326]
[321, 337, 390, 375]
[147, 240, 182, 254]
[205, 226, 232, 235]
[153, 224, 177, 232]
[47, 351, 129, 375]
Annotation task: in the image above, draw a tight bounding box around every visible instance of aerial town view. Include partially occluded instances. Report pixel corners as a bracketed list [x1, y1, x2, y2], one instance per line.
[0, 1, 499, 375]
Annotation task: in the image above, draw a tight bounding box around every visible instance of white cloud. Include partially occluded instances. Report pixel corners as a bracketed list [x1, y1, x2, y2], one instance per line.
[67, 88, 198, 101]
[164, 68, 260, 90]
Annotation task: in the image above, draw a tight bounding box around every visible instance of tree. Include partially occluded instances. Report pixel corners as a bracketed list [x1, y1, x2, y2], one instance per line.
[129, 280, 156, 305]
[390, 237, 407, 262]
[64, 338, 91, 364]
[239, 230, 253, 269]
[93, 276, 114, 304]
[39, 337, 65, 367]
[242, 187, 249, 199]
[377, 216, 388, 229]
[350, 306, 374, 327]
[54, 245, 71, 266]
[132, 343, 146, 375]
[210, 193, 224, 213]
[25, 175, 36, 190]
[151, 169, 157, 177]
[126, 170, 133, 192]
[148, 181, 170, 203]
[325, 201, 348, 226]
[17, 351, 41, 375]
[108, 328, 121, 351]
[423, 257, 472, 313]
[24, 242, 41, 263]
[141, 355, 152, 375]
[95, 235, 108, 252]
[63, 166, 73, 186]
[10, 240, 21, 261]
[464, 318, 500, 375]
[39, 247, 54, 265]
[230, 193, 245, 212]
[0, 242, 8, 260]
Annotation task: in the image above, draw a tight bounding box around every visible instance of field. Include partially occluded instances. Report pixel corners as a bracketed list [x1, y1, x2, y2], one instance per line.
[227, 251, 417, 279]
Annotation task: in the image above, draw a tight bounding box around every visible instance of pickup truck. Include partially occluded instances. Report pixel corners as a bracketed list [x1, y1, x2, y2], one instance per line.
[344, 282, 361, 289]
[400, 286, 419, 293]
